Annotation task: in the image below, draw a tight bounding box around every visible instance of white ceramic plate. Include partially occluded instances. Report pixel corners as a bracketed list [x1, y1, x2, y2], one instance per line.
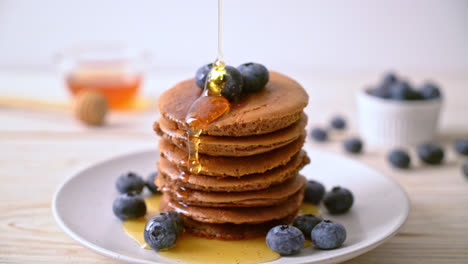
[52, 145, 410, 264]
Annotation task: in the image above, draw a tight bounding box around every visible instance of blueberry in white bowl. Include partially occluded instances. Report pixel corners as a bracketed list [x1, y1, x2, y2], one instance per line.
[419, 82, 442, 100]
[357, 71, 443, 147]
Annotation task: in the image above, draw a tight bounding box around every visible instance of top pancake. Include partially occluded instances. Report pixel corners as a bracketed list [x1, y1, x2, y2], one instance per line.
[158, 71, 308, 137]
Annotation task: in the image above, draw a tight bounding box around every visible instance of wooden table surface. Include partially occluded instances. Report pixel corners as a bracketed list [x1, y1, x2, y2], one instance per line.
[1, 71, 468, 263]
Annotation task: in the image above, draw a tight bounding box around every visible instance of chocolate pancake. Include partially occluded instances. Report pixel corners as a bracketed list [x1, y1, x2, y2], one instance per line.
[159, 189, 304, 224]
[159, 133, 306, 177]
[154, 114, 307, 157]
[156, 151, 309, 192]
[178, 214, 297, 240]
[157, 175, 306, 207]
[158, 71, 308, 137]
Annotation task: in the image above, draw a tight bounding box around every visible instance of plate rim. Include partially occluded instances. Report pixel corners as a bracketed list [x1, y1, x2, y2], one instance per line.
[52, 146, 411, 264]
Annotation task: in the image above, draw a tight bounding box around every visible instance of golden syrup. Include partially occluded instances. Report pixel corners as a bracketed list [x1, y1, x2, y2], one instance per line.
[121, 194, 278, 263]
[122, 195, 162, 248]
[185, 0, 230, 174]
[122, 194, 319, 263]
[299, 202, 321, 216]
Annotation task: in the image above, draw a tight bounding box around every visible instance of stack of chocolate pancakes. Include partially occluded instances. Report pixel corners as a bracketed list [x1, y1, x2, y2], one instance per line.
[154, 72, 309, 240]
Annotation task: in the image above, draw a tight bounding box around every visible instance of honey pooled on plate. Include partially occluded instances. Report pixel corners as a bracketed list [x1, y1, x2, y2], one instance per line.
[120, 194, 325, 264]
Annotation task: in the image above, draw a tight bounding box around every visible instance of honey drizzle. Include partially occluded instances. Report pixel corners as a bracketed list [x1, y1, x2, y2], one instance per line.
[185, 0, 229, 174]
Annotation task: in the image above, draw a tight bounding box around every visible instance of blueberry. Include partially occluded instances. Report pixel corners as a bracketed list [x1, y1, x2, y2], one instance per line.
[311, 220, 346, 250]
[266, 225, 305, 256]
[237, 62, 269, 93]
[387, 149, 411, 169]
[463, 162, 468, 178]
[293, 214, 323, 239]
[369, 86, 391, 99]
[310, 128, 328, 142]
[382, 72, 398, 85]
[116, 172, 145, 194]
[343, 138, 363, 154]
[194, 63, 213, 89]
[454, 139, 468, 156]
[330, 116, 347, 130]
[144, 214, 178, 251]
[304, 180, 325, 204]
[420, 82, 441, 100]
[417, 143, 444, 165]
[389, 81, 421, 100]
[323, 186, 354, 214]
[161, 211, 184, 235]
[146, 171, 160, 193]
[112, 192, 147, 221]
[220, 66, 244, 102]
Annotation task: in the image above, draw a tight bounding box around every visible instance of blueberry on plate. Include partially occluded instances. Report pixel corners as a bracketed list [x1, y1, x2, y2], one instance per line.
[389, 81, 421, 100]
[293, 214, 323, 239]
[194, 63, 213, 89]
[144, 214, 179, 251]
[323, 186, 354, 214]
[419, 82, 441, 100]
[454, 139, 468, 156]
[146, 171, 160, 193]
[310, 128, 328, 142]
[330, 115, 347, 130]
[112, 192, 147, 221]
[221, 66, 244, 102]
[116, 172, 145, 194]
[161, 211, 184, 235]
[311, 220, 347, 250]
[266, 225, 305, 255]
[304, 180, 325, 204]
[387, 149, 411, 169]
[343, 138, 363, 154]
[463, 162, 468, 178]
[417, 143, 444, 165]
[237, 62, 269, 93]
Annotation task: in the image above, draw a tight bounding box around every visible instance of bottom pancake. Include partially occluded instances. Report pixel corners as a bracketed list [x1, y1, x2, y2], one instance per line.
[179, 213, 297, 240]
[159, 189, 304, 224]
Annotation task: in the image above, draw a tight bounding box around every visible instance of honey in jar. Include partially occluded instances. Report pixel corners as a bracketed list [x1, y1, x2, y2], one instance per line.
[66, 63, 142, 109]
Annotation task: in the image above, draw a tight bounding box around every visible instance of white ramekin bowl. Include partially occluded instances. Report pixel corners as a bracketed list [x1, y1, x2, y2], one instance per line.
[357, 90, 442, 148]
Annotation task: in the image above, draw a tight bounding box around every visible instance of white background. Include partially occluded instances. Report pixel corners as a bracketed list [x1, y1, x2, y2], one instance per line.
[1, 0, 467, 74]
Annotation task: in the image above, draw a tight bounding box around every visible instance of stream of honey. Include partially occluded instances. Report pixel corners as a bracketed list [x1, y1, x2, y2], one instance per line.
[122, 194, 319, 264]
[185, 0, 230, 174]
